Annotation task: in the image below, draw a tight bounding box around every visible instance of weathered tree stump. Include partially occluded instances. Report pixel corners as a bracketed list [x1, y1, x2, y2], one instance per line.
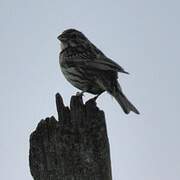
[29, 93, 112, 180]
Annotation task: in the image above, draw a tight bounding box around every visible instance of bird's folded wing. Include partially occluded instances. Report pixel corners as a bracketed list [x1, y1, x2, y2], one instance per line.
[64, 55, 129, 74]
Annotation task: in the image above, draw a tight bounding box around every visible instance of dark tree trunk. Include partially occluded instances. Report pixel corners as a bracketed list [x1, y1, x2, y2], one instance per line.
[29, 93, 112, 180]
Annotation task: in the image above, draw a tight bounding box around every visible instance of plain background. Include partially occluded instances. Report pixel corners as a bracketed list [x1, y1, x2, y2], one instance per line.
[0, 0, 180, 179]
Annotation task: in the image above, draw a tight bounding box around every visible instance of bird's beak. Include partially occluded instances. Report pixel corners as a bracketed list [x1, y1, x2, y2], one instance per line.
[57, 34, 66, 42]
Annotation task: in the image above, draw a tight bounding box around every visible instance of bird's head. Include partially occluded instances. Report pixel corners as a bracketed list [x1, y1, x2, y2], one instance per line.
[57, 29, 88, 50]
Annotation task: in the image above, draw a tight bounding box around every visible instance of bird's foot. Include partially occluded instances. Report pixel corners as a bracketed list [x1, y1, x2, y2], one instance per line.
[76, 91, 84, 97]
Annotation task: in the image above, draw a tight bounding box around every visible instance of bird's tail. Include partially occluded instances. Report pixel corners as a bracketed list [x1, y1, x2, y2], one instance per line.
[109, 86, 140, 114]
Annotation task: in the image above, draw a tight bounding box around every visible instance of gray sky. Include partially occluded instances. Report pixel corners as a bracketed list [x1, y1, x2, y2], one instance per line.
[0, 0, 180, 179]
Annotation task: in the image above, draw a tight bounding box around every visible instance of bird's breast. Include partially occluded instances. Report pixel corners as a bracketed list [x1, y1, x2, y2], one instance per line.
[60, 66, 87, 91]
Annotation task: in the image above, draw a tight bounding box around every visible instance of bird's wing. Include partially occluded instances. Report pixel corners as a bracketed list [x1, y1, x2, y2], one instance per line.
[87, 57, 129, 74]
[62, 50, 129, 74]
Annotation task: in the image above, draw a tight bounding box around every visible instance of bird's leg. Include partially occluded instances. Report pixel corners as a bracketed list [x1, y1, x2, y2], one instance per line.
[91, 92, 104, 101]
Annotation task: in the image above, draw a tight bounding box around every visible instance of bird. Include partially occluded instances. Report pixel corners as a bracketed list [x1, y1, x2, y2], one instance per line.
[57, 29, 139, 114]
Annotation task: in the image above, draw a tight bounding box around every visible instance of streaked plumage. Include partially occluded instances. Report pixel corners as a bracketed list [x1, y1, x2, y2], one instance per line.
[58, 29, 139, 114]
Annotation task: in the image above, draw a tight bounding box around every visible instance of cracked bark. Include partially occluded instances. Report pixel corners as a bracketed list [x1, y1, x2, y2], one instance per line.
[29, 93, 112, 180]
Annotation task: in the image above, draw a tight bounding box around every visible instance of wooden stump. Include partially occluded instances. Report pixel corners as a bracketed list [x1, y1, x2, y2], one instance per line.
[29, 93, 112, 180]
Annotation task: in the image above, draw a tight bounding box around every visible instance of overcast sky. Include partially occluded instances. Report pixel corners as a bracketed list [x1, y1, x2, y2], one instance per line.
[0, 0, 180, 179]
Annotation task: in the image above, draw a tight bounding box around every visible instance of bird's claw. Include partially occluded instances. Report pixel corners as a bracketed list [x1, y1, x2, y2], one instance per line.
[76, 91, 84, 97]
